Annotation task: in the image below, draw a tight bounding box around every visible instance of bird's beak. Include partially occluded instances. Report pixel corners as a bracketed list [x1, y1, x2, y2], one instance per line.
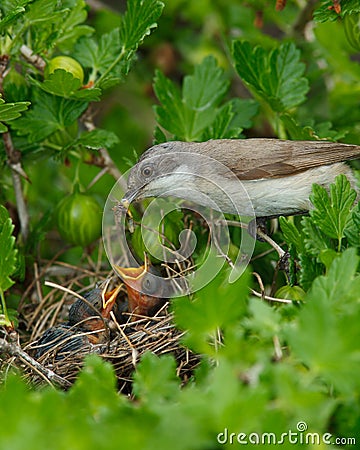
[101, 284, 123, 318]
[114, 263, 163, 319]
[120, 188, 140, 211]
[114, 264, 147, 282]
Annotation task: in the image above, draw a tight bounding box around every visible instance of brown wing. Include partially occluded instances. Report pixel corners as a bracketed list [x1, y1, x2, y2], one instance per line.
[192, 139, 360, 180]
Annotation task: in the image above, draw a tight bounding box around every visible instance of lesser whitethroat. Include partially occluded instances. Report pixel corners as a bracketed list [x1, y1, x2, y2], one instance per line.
[120, 139, 360, 218]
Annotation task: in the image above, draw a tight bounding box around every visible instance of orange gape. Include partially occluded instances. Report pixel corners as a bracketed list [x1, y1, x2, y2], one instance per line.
[114, 264, 165, 320]
[68, 284, 122, 336]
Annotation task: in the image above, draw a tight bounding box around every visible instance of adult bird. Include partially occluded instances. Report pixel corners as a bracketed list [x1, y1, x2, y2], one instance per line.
[120, 139, 360, 218]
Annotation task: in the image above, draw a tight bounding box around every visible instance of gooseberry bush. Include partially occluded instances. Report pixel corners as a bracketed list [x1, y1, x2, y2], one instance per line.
[1, 1, 360, 449]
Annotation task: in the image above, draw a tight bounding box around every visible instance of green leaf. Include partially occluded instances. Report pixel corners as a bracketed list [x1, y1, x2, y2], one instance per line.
[280, 114, 346, 141]
[309, 174, 357, 247]
[302, 215, 334, 256]
[153, 70, 184, 138]
[299, 253, 324, 291]
[202, 102, 236, 140]
[202, 98, 258, 140]
[280, 114, 318, 140]
[69, 355, 118, 413]
[133, 352, 180, 404]
[232, 40, 309, 112]
[313, 247, 360, 308]
[119, 0, 165, 53]
[318, 248, 339, 271]
[227, 98, 259, 131]
[11, 91, 87, 142]
[314, 0, 360, 23]
[32, 70, 101, 101]
[153, 125, 167, 144]
[315, 121, 347, 141]
[74, 0, 164, 89]
[7, 1, 89, 55]
[183, 55, 229, 139]
[0, 0, 32, 32]
[0, 206, 17, 292]
[0, 205, 9, 226]
[173, 268, 250, 353]
[287, 249, 360, 394]
[154, 56, 230, 141]
[76, 129, 119, 149]
[0, 97, 30, 132]
[279, 216, 306, 254]
[244, 298, 282, 339]
[344, 202, 360, 247]
[56, 0, 94, 52]
[74, 28, 122, 75]
[17, 0, 67, 53]
[23, 0, 64, 24]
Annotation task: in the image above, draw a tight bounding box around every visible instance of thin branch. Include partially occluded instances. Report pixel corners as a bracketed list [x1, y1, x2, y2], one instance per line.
[86, 166, 108, 190]
[0, 56, 30, 240]
[44, 280, 92, 301]
[251, 270, 292, 304]
[0, 338, 71, 388]
[250, 288, 292, 304]
[217, 219, 286, 259]
[292, 0, 317, 37]
[86, 0, 119, 13]
[273, 335, 283, 361]
[20, 45, 46, 72]
[253, 228, 286, 259]
[82, 114, 127, 191]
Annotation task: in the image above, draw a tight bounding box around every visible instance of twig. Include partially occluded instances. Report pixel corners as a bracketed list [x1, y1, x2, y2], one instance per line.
[252, 272, 265, 297]
[217, 219, 286, 259]
[211, 221, 236, 269]
[253, 228, 285, 259]
[19, 246, 71, 309]
[44, 280, 90, 302]
[250, 288, 292, 304]
[292, 0, 317, 37]
[82, 114, 127, 190]
[251, 271, 292, 304]
[2, 131, 30, 241]
[0, 56, 30, 240]
[86, 0, 119, 13]
[86, 166, 108, 190]
[273, 335, 283, 361]
[0, 338, 71, 388]
[20, 45, 46, 72]
[109, 311, 138, 366]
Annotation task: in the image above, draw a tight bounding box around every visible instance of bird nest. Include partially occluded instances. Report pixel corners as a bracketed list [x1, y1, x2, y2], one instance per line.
[0, 254, 199, 392]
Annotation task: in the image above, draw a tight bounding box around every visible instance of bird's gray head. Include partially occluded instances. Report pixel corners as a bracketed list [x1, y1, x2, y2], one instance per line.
[122, 141, 201, 204]
[121, 140, 252, 215]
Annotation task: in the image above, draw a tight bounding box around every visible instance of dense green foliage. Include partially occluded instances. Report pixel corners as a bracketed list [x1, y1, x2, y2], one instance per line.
[1, 0, 360, 449]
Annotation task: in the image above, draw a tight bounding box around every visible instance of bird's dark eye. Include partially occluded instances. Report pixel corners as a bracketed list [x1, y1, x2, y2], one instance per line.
[141, 165, 153, 178]
[142, 275, 159, 295]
